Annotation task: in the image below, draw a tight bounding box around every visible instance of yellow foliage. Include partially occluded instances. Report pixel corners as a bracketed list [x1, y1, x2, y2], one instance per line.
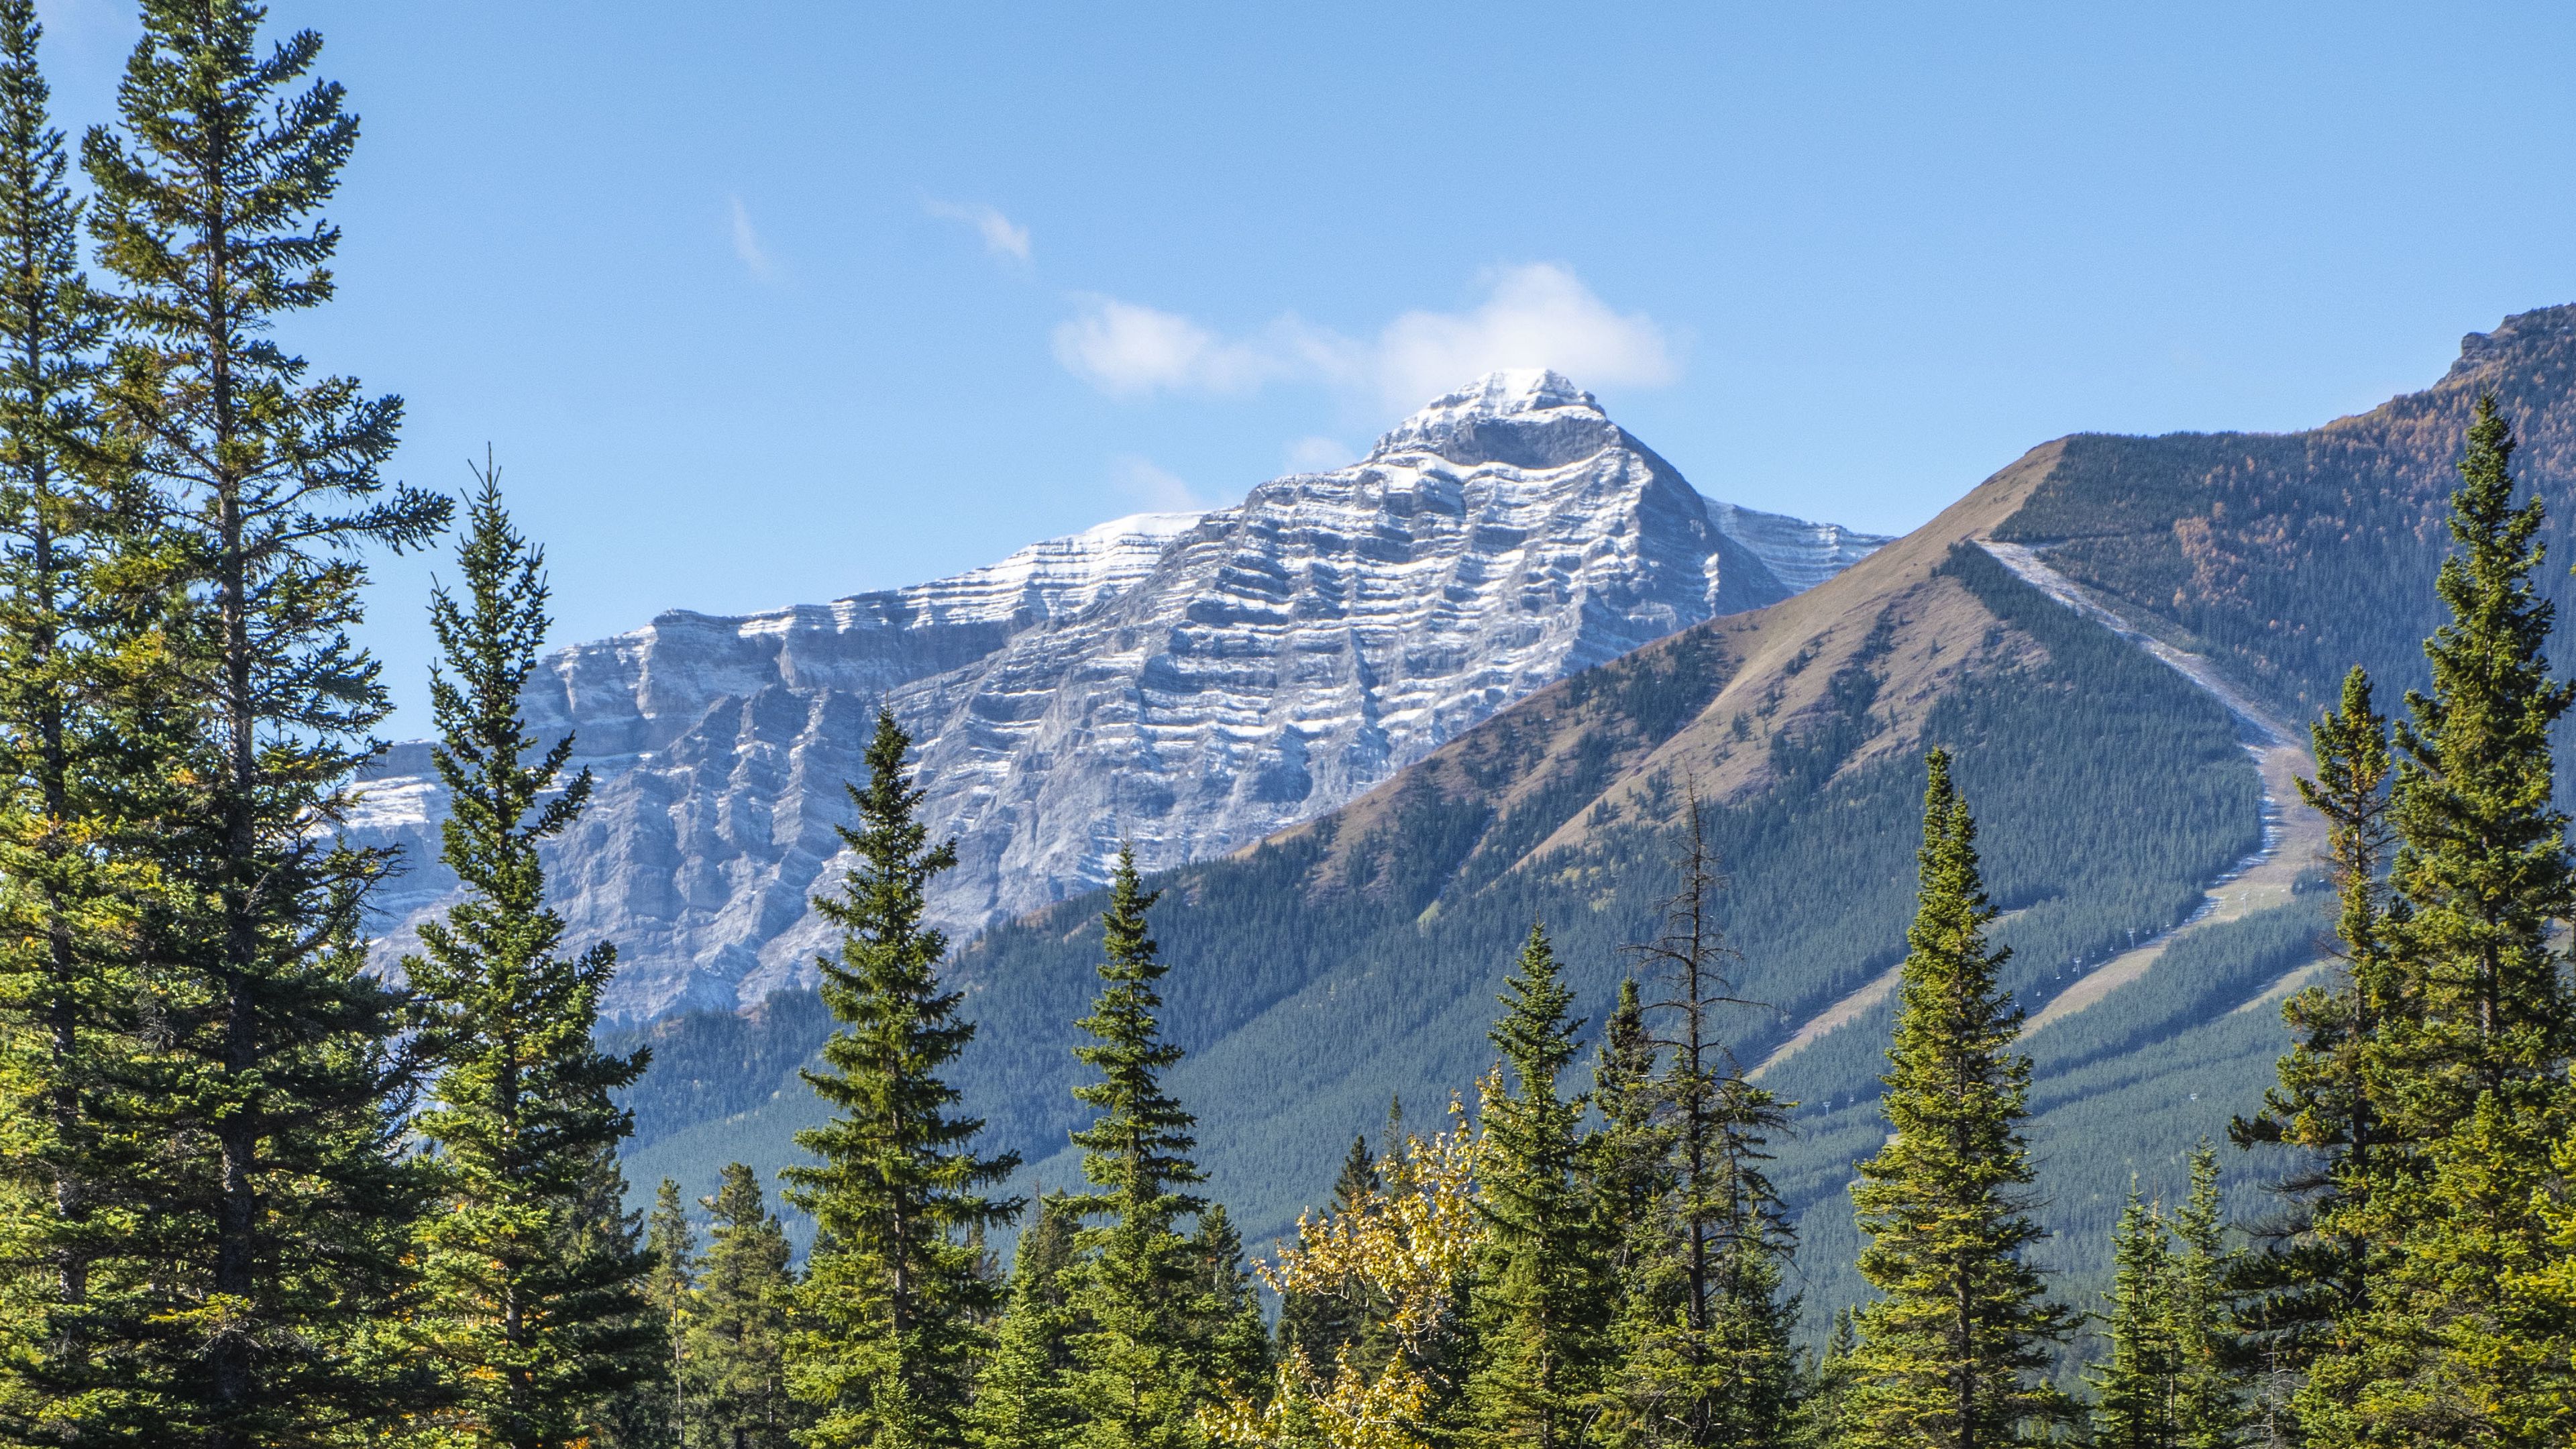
[1203, 1097, 1485, 1449]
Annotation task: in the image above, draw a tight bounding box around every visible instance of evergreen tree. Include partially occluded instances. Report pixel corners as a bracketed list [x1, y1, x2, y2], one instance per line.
[572, 1148, 676, 1449]
[77, 4, 451, 1440]
[1187, 1205, 1275, 1404]
[2307, 396, 2576, 1448]
[1065, 846, 1211, 1449]
[784, 708, 1021, 1449]
[2088, 1186, 2176, 1449]
[1793, 1310, 1858, 1449]
[690, 1163, 805, 1449]
[644, 1178, 700, 1448]
[2229, 667, 2403, 1393]
[1843, 749, 2074, 1449]
[405, 464, 656, 1446]
[1276, 1134, 1381, 1373]
[975, 1193, 1086, 1449]
[2166, 1143, 2245, 1449]
[0, 0, 136, 1434]
[1604, 793, 1800, 1449]
[1466, 924, 1608, 1449]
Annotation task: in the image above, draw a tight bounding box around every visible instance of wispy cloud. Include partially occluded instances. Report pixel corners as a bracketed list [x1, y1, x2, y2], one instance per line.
[729, 196, 779, 281]
[1112, 455, 1205, 511]
[926, 199, 1033, 264]
[1050, 264, 1674, 409]
[1053, 298, 1354, 398]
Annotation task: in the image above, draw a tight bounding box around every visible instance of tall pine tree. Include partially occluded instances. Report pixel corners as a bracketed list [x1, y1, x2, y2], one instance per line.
[0, 0, 137, 1434]
[79, 4, 451, 1440]
[405, 463, 657, 1446]
[1065, 846, 1211, 1449]
[2306, 396, 2576, 1448]
[2231, 667, 2404, 1402]
[784, 708, 1020, 1449]
[1466, 924, 1608, 1449]
[1843, 749, 2073, 1449]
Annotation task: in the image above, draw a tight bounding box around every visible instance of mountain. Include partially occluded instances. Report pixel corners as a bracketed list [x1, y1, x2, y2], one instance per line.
[614, 305, 2576, 1336]
[352, 370, 1888, 1023]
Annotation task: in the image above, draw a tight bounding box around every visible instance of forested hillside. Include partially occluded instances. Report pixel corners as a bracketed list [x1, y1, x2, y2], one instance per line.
[621, 305, 2576, 1342]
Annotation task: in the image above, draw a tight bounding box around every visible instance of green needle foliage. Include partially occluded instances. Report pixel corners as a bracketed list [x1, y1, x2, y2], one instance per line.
[1186, 1204, 1274, 1405]
[2087, 1185, 2176, 1449]
[689, 1163, 806, 1449]
[1466, 924, 1609, 1449]
[0, 0, 138, 1434]
[2166, 1144, 2245, 1449]
[975, 1192, 1087, 1449]
[2083, 1146, 2245, 1449]
[73, 2, 451, 1440]
[1065, 847, 1212, 1449]
[2231, 667, 2404, 1392]
[644, 1179, 699, 1448]
[2304, 395, 2576, 1448]
[785, 708, 1021, 1449]
[404, 464, 657, 1447]
[1843, 749, 2074, 1449]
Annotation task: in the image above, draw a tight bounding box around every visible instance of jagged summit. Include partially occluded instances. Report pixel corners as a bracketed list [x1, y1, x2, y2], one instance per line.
[1371, 368, 1623, 470]
[350, 380, 1886, 1022]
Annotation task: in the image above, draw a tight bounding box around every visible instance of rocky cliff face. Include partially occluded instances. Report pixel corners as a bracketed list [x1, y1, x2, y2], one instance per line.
[351, 371, 1888, 1022]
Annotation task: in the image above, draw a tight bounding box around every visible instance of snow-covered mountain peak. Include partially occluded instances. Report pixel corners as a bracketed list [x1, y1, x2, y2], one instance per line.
[1371, 369, 1619, 470]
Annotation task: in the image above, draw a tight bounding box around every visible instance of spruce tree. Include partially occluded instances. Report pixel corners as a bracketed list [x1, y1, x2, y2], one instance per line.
[1276, 1134, 1380, 1372]
[1794, 1310, 1858, 1449]
[1843, 749, 2073, 1449]
[1064, 845, 1212, 1449]
[2166, 1144, 2245, 1449]
[2088, 1186, 2176, 1449]
[77, 4, 451, 1440]
[1466, 924, 1608, 1449]
[1187, 1205, 1275, 1403]
[0, 0, 133, 1433]
[405, 464, 656, 1445]
[2230, 667, 2402, 1391]
[2308, 396, 2576, 1448]
[784, 708, 1020, 1449]
[975, 1192, 1086, 1449]
[691, 1163, 805, 1449]
[1604, 792, 1799, 1449]
[643, 1178, 700, 1449]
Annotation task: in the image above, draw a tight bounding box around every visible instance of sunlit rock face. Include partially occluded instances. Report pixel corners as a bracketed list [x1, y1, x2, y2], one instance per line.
[350, 371, 1888, 1023]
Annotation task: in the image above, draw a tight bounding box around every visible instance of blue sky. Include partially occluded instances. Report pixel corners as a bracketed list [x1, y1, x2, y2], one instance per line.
[30, 2, 2576, 724]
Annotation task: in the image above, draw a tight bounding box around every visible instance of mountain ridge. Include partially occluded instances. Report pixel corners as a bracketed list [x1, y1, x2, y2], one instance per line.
[354, 371, 1889, 1022]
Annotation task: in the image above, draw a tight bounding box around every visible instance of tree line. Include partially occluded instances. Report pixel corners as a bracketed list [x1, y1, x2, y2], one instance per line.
[0, 4, 2573, 1449]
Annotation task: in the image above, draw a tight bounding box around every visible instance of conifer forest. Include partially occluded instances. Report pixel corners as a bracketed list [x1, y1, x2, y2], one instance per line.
[4, 5, 2576, 1448]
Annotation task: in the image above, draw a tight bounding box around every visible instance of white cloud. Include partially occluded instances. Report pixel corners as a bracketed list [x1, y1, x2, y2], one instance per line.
[1373, 263, 1674, 409]
[1284, 435, 1355, 472]
[729, 196, 779, 281]
[1051, 264, 1673, 410]
[1111, 455, 1205, 511]
[1053, 297, 1344, 397]
[926, 199, 1032, 263]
